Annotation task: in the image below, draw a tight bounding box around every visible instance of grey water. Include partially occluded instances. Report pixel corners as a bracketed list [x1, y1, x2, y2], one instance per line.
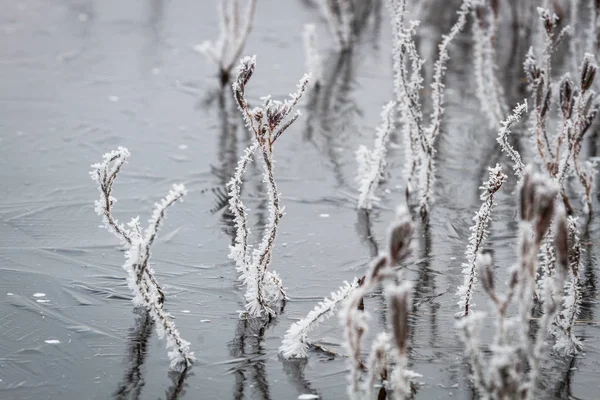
[0, 1, 599, 399]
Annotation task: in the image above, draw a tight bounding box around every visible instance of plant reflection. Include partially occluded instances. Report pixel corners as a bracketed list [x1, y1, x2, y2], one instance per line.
[114, 308, 153, 400]
[280, 358, 320, 399]
[228, 317, 273, 400]
[113, 308, 191, 400]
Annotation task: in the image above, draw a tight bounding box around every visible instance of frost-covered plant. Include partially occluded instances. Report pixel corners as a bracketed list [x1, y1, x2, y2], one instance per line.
[90, 147, 194, 370]
[458, 168, 567, 400]
[342, 207, 419, 399]
[356, 101, 396, 210]
[387, 0, 473, 218]
[303, 24, 322, 89]
[196, 0, 257, 85]
[496, 100, 528, 179]
[228, 56, 310, 318]
[525, 9, 600, 214]
[557, 54, 600, 214]
[553, 216, 583, 354]
[523, 8, 570, 177]
[471, 1, 506, 129]
[456, 165, 506, 317]
[278, 278, 360, 359]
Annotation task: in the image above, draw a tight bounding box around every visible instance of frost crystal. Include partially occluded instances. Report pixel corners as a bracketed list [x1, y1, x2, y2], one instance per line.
[279, 278, 359, 359]
[471, 3, 506, 128]
[496, 100, 528, 179]
[356, 101, 396, 210]
[456, 165, 506, 317]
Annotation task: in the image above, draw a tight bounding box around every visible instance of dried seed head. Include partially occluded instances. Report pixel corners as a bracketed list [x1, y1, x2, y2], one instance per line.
[534, 188, 556, 242]
[581, 53, 597, 92]
[476, 252, 495, 296]
[236, 55, 256, 89]
[554, 208, 569, 274]
[387, 206, 414, 265]
[559, 75, 574, 118]
[520, 168, 533, 221]
[520, 167, 558, 241]
[387, 282, 412, 355]
[368, 254, 389, 283]
[537, 7, 558, 35]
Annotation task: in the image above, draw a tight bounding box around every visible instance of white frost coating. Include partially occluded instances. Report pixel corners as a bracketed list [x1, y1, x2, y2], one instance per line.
[356, 101, 396, 210]
[420, 0, 472, 217]
[387, 0, 425, 196]
[279, 278, 359, 359]
[496, 100, 528, 179]
[303, 24, 322, 87]
[90, 148, 194, 370]
[229, 57, 309, 318]
[553, 216, 583, 354]
[387, 0, 472, 216]
[456, 165, 506, 317]
[471, 4, 506, 129]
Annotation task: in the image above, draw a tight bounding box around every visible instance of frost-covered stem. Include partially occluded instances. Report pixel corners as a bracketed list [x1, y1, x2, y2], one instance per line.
[457, 165, 506, 317]
[364, 333, 390, 398]
[427, 0, 472, 143]
[472, 3, 506, 128]
[387, 0, 425, 196]
[343, 207, 415, 397]
[248, 149, 283, 317]
[226, 144, 258, 275]
[92, 148, 133, 245]
[279, 278, 360, 359]
[457, 313, 489, 396]
[138, 185, 187, 287]
[420, 0, 472, 217]
[554, 216, 583, 354]
[356, 101, 396, 210]
[128, 244, 194, 370]
[90, 147, 164, 304]
[496, 101, 528, 179]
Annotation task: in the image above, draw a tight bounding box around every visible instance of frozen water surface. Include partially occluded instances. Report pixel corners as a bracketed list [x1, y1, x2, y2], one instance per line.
[1, 0, 599, 399]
